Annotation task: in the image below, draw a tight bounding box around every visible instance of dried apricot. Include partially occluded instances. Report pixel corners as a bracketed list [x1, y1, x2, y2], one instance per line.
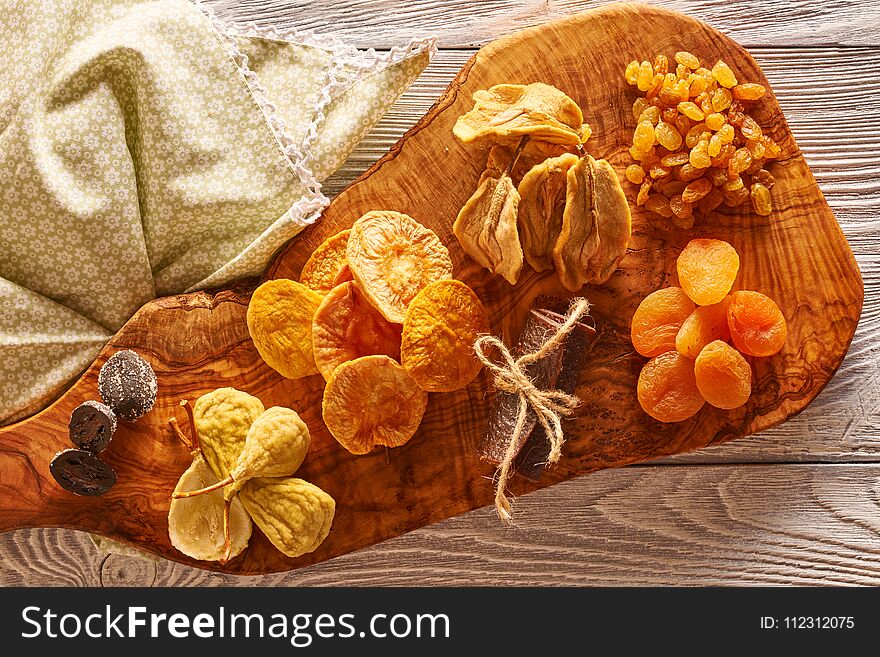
[347, 211, 453, 323]
[299, 230, 351, 295]
[247, 280, 323, 380]
[312, 282, 403, 381]
[694, 340, 752, 409]
[675, 298, 731, 359]
[322, 355, 429, 454]
[401, 280, 489, 392]
[727, 290, 787, 357]
[631, 287, 696, 357]
[637, 352, 705, 423]
[677, 239, 740, 305]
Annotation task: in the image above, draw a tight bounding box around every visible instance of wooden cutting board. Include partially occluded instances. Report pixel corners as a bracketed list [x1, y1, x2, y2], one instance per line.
[0, 3, 862, 574]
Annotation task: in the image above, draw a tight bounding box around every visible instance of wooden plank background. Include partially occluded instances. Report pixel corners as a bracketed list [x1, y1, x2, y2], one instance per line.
[2, 0, 878, 586]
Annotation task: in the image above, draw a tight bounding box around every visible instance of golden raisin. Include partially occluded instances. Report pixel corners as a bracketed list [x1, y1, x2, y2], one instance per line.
[727, 291, 787, 357]
[675, 51, 701, 70]
[669, 194, 693, 220]
[677, 238, 740, 305]
[711, 88, 733, 112]
[631, 287, 696, 357]
[733, 83, 766, 101]
[645, 194, 673, 218]
[750, 182, 772, 216]
[661, 152, 690, 167]
[633, 121, 656, 151]
[694, 340, 751, 409]
[637, 60, 654, 91]
[653, 54, 669, 76]
[626, 164, 646, 184]
[625, 60, 640, 85]
[740, 116, 763, 140]
[689, 140, 711, 168]
[655, 121, 683, 150]
[675, 298, 731, 359]
[681, 177, 712, 203]
[711, 60, 738, 88]
[678, 101, 705, 121]
[704, 112, 726, 131]
[637, 181, 651, 206]
[638, 352, 705, 423]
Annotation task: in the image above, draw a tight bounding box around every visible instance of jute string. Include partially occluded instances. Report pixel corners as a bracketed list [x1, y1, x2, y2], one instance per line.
[473, 298, 590, 523]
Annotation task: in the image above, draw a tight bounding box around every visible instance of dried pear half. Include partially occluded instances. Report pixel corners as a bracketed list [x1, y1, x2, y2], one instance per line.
[401, 280, 490, 392]
[322, 355, 428, 455]
[247, 279, 323, 379]
[193, 387, 265, 481]
[584, 158, 632, 284]
[518, 153, 580, 272]
[346, 211, 452, 324]
[240, 477, 335, 559]
[553, 155, 600, 291]
[299, 230, 352, 295]
[453, 83, 591, 147]
[312, 281, 402, 380]
[168, 452, 252, 562]
[453, 173, 523, 285]
[482, 141, 573, 185]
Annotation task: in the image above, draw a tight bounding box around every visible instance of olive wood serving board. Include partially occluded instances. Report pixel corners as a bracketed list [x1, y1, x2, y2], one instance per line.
[0, 3, 862, 574]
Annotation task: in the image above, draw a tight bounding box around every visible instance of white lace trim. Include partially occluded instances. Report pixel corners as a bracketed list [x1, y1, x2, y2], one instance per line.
[192, 0, 435, 228]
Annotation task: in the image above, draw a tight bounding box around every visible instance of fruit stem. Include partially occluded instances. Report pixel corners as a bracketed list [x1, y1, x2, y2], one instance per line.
[221, 500, 232, 564]
[180, 399, 201, 452]
[506, 135, 529, 175]
[167, 417, 193, 450]
[171, 475, 234, 499]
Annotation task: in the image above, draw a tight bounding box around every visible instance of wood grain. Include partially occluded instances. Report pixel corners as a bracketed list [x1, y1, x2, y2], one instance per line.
[206, 0, 880, 47]
[4, 463, 880, 586]
[0, 4, 862, 576]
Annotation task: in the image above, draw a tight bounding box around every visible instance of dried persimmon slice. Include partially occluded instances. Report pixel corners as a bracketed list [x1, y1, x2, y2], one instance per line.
[322, 355, 428, 455]
[299, 229, 351, 296]
[347, 211, 453, 324]
[246, 279, 323, 379]
[401, 280, 490, 392]
[312, 281, 403, 381]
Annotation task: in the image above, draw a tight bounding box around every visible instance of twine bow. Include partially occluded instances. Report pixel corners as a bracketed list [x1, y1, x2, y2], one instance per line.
[474, 297, 591, 523]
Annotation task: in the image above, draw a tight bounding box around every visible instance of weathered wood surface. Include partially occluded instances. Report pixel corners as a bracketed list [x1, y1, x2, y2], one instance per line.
[1, 0, 878, 585]
[4, 463, 880, 586]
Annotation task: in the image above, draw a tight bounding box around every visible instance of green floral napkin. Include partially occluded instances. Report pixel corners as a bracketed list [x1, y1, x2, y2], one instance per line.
[0, 0, 433, 424]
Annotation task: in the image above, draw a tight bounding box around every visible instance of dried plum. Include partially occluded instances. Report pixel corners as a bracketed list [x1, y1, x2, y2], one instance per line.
[98, 350, 157, 421]
[68, 400, 116, 453]
[50, 449, 117, 496]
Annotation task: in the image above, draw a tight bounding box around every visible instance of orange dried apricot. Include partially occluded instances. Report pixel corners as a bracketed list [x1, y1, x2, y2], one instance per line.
[694, 340, 752, 409]
[675, 298, 731, 359]
[677, 238, 739, 305]
[631, 287, 696, 357]
[727, 290, 787, 356]
[637, 352, 705, 423]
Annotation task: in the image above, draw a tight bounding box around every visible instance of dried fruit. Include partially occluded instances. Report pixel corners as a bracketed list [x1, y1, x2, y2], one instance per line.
[312, 281, 402, 381]
[350, 211, 453, 322]
[625, 163, 646, 184]
[247, 279, 323, 379]
[299, 230, 352, 296]
[68, 400, 116, 453]
[674, 51, 701, 70]
[631, 287, 696, 357]
[733, 83, 766, 101]
[98, 350, 157, 421]
[637, 60, 654, 91]
[655, 121, 682, 150]
[677, 239, 740, 305]
[553, 155, 631, 289]
[517, 153, 579, 271]
[401, 280, 489, 392]
[240, 477, 335, 559]
[678, 101, 705, 121]
[168, 452, 252, 562]
[50, 448, 117, 496]
[454, 174, 523, 286]
[625, 60, 640, 85]
[675, 298, 731, 359]
[637, 352, 705, 423]
[193, 387, 265, 481]
[682, 177, 712, 203]
[322, 355, 428, 454]
[174, 406, 311, 500]
[711, 60, 738, 88]
[750, 182, 773, 216]
[727, 291, 787, 357]
[453, 82, 590, 146]
[694, 340, 752, 409]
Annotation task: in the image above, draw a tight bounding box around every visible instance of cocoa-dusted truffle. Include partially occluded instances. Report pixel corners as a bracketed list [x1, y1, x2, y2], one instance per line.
[49, 448, 117, 496]
[98, 350, 157, 421]
[68, 400, 117, 453]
